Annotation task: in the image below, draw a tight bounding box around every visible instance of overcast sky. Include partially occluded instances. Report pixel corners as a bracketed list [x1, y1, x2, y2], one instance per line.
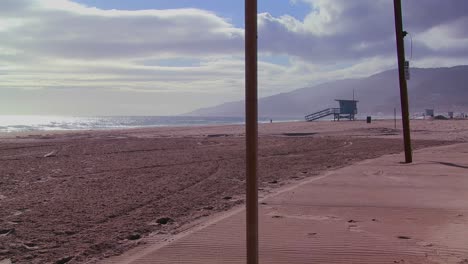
[1, 0, 467, 116]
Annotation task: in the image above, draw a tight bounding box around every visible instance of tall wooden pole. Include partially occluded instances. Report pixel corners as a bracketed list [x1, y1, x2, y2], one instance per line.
[393, 0, 412, 163]
[245, 0, 259, 263]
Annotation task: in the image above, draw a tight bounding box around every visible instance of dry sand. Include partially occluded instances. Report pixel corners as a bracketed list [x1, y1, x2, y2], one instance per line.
[107, 142, 468, 264]
[0, 119, 466, 263]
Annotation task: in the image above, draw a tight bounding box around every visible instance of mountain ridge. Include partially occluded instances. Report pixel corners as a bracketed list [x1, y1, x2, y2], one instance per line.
[186, 65, 468, 118]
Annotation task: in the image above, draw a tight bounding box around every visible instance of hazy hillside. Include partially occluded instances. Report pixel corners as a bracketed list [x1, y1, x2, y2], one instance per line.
[187, 66, 468, 118]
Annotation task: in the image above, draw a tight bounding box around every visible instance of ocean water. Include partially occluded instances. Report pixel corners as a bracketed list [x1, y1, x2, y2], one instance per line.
[0, 115, 297, 133]
[0, 114, 408, 133]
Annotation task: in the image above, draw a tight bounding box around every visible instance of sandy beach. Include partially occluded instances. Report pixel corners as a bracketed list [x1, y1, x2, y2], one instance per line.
[0, 119, 467, 264]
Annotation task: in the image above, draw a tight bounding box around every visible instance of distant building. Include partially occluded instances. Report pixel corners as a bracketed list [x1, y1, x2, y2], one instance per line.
[425, 109, 434, 117]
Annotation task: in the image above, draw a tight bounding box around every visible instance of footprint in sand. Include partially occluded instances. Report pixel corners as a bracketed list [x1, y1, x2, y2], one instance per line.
[374, 170, 384, 176]
[416, 241, 434, 247]
[267, 211, 341, 221]
[347, 224, 363, 233]
[363, 170, 385, 177]
[12, 210, 25, 217]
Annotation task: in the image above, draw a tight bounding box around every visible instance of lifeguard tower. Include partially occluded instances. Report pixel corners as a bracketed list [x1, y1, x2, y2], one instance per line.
[305, 99, 358, 121]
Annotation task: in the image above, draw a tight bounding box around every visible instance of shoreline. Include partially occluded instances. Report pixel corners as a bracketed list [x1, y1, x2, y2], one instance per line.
[0, 115, 449, 135]
[2, 119, 468, 142]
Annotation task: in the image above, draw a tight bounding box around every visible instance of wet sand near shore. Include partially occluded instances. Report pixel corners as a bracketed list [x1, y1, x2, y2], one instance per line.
[0, 119, 465, 263]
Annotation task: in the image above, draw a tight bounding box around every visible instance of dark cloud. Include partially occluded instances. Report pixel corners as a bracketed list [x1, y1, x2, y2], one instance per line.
[404, 0, 468, 32]
[258, 0, 468, 63]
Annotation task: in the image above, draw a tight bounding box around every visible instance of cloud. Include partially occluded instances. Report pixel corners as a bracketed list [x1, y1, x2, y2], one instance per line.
[416, 17, 468, 53]
[258, 0, 468, 65]
[0, 0, 243, 60]
[0, 0, 467, 115]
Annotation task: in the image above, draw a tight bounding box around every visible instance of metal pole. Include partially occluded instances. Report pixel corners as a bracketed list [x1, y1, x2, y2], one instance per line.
[393, 0, 412, 163]
[245, 0, 258, 263]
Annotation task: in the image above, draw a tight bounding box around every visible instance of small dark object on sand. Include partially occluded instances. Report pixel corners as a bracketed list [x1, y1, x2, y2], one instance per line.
[156, 217, 173, 225]
[347, 220, 357, 223]
[397, 235, 411, 240]
[203, 206, 214, 210]
[282, 132, 316, 137]
[222, 196, 232, 200]
[55, 256, 73, 264]
[0, 229, 15, 236]
[269, 180, 278, 184]
[207, 134, 229, 138]
[126, 233, 141, 240]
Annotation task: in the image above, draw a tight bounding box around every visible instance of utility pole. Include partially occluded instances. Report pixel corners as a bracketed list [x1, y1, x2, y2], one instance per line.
[245, 0, 258, 263]
[393, 0, 412, 163]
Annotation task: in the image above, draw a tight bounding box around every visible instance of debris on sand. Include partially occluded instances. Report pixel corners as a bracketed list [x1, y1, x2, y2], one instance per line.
[156, 217, 173, 225]
[126, 233, 141, 240]
[44, 150, 58, 158]
[397, 236, 411, 240]
[22, 242, 39, 250]
[55, 256, 73, 264]
[0, 229, 15, 237]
